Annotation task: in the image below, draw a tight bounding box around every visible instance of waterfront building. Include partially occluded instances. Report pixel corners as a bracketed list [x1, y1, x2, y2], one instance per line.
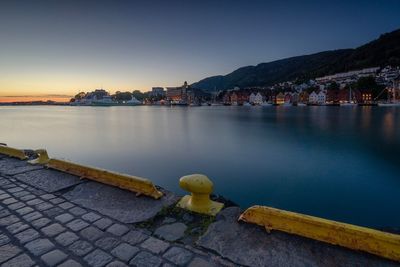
[150, 87, 165, 97]
[309, 91, 318, 104]
[299, 91, 309, 104]
[317, 91, 326, 105]
[166, 82, 188, 103]
[275, 92, 285, 105]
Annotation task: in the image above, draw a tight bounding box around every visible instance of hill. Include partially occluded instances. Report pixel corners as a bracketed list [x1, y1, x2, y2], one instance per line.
[191, 29, 400, 91]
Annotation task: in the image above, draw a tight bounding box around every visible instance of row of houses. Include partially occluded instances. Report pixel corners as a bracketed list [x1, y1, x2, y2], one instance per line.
[221, 88, 374, 105]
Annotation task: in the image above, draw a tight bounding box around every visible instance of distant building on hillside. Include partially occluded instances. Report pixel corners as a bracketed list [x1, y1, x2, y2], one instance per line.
[166, 82, 188, 102]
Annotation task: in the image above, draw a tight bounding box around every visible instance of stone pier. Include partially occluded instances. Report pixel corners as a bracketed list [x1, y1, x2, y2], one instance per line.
[0, 155, 398, 267]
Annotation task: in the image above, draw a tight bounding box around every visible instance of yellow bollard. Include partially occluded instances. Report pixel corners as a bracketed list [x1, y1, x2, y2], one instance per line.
[176, 174, 224, 216]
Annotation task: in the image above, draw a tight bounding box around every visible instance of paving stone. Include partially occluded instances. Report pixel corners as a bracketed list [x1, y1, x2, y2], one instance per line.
[2, 198, 17, 205]
[35, 202, 54, 211]
[0, 210, 11, 218]
[43, 207, 64, 217]
[66, 219, 89, 231]
[0, 234, 10, 246]
[106, 261, 128, 267]
[57, 259, 82, 267]
[0, 215, 19, 226]
[8, 202, 25, 210]
[22, 211, 42, 222]
[13, 190, 30, 198]
[106, 223, 129, 236]
[0, 158, 42, 175]
[25, 238, 55, 256]
[41, 223, 66, 237]
[40, 249, 68, 266]
[130, 251, 162, 267]
[69, 207, 87, 216]
[140, 237, 170, 254]
[80, 226, 104, 241]
[14, 169, 82, 193]
[82, 212, 101, 222]
[31, 217, 51, 229]
[6, 221, 29, 234]
[162, 217, 176, 224]
[95, 237, 121, 250]
[0, 194, 10, 200]
[84, 249, 113, 267]
[49, 197, 64, 204]
[111, 243, 139, 262]
[40, 194, 56, 200]
[7, 187, 23, 193]
[69, 240, 94, 256]
[93, 218, 113, 230]
[15, 228, 39, 243]
[55, 213, 74, 224]
[1, 253, 35, 267]
[122, 230, 148, 245]
[163, 247, 193, 266]
[26, 198, 43, 205]
[63, 182, 178, 223]
[59, 202, 74, 210]
[0, 244, 21, 264]
[16, 206, 34, 216]
[154, 223, 187, 242]
[188, 257, 216, 267]
[55, 231, 79, 246]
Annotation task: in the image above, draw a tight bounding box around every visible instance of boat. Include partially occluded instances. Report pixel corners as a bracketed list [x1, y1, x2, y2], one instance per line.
[243, 102, 251, 106]
[92, 96, 142, 106]
[297, 103, 307, 106]
[282, 102, 292, 107]
[340, 87, 357, 106]
[92, 96, 116, 106]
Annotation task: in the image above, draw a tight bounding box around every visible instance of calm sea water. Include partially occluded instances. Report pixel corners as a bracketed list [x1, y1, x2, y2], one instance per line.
[1, 105, 399, 228]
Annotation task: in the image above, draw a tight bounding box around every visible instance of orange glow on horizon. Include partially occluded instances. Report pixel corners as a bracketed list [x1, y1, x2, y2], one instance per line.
[0, 96, 72, 103]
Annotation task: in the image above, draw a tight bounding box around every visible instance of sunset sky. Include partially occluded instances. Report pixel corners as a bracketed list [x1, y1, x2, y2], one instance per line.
[0, 0, 399, 102]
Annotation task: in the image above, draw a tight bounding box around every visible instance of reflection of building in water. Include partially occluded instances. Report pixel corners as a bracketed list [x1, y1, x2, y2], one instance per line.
[382, 112, 395, 141]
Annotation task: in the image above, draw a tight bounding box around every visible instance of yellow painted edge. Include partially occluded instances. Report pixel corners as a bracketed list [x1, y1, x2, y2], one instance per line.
[0, 145, 28, 160]
[28, 149, 163, 199]
[239, 205, 400, 262]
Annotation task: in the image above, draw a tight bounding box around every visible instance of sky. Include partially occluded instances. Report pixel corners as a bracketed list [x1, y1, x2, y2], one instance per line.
[0, 0, 399, 102]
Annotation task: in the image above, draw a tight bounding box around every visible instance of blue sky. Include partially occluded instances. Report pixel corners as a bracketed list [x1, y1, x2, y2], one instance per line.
[0, 0, 399, 97]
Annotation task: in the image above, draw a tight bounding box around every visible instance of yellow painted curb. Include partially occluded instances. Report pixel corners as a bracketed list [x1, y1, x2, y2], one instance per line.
[239, 205, 400, 262]
[29, 149, 163, 199]
[0, 144, 28, 160]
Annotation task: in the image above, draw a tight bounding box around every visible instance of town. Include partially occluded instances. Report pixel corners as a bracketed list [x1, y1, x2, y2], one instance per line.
[68, 65, 400, 107]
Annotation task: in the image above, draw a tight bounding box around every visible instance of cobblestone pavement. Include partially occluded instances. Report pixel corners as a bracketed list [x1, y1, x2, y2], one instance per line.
[0, 155, 398, 267]
[0, 166, 236, 266]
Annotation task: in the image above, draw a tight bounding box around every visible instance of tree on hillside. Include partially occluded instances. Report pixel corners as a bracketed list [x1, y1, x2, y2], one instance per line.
[132, 90, 145, 101]
[113, 91, 132, 102]
[355, 76, 385, 99]
[327, 82, 340, 91]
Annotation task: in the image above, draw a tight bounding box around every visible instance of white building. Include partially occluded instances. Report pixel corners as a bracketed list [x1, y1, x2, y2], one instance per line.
[317, 91, 326, 105]
[249, 92, 264, 105]
[309, 91, 318, 104]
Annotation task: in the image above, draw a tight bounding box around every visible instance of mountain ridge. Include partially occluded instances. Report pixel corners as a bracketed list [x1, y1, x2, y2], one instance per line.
[191, 29, 400, 91]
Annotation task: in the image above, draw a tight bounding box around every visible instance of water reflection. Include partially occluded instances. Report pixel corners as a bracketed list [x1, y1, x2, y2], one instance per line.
[1, 106, 399, 228]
